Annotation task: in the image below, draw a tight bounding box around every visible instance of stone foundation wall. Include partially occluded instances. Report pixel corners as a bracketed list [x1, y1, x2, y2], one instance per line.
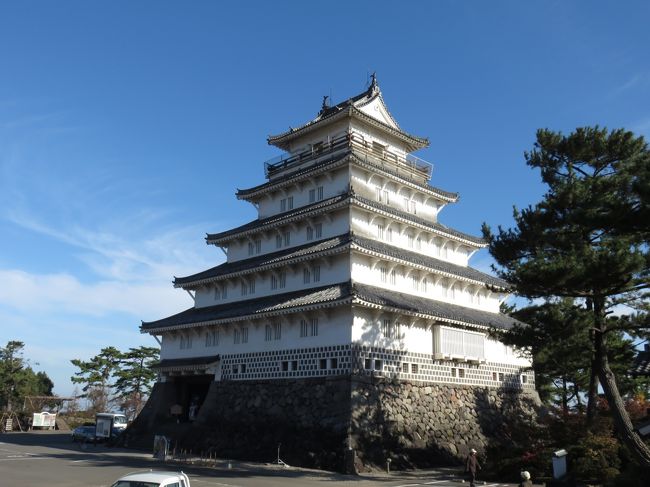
[129, 375, 540, 472]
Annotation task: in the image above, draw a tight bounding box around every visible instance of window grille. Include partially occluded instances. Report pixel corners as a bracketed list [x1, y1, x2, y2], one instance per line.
[283, 231, 290, 246]
[312, 265, 320, 282]
[303, 268, 310, 284]
[309, 189, 316, 203]
[306, 226, 313, 240]
[377, 224, 384, 239]
[315, 223, 322, 238]
[380, 266, 388, 283]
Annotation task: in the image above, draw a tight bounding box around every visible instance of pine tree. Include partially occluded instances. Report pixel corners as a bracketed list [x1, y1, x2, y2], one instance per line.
[483, 127, 650, 467]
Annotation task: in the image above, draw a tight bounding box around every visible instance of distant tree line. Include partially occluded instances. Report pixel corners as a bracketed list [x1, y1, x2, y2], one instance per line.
[0, 340, 54, 411]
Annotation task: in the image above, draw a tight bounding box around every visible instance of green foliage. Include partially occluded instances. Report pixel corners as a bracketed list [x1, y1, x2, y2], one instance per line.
[0, 340, 54, 411]
[70, 345, 159, 417]
[483, 126, 650, 466]
[113, 346, 159, 419]
[570, 432, 621, 482]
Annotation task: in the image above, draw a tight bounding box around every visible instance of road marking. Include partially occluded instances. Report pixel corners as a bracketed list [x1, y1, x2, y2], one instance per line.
[0, 456, 49, 461]
[424, 481, 449, 485]
[190, 479, 243, 487]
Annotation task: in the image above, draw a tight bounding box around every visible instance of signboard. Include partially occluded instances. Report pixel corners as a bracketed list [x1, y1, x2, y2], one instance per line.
[32, 412, 56, 428]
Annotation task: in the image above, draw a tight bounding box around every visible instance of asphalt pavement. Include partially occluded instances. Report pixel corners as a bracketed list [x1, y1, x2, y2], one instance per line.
[0, 430, 530, 487]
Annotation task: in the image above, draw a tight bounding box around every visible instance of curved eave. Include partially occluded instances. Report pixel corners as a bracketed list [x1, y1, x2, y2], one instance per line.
[352, 296, 492, 332]
[206, 194, 350, 245]
[349, 243, 507, 291]
[352, 196, 486, 249]
[236, 151, 458, 204]
[268, 107, 429, 152]
[141, 296, 353, 335]
[175, 240, 350, 289]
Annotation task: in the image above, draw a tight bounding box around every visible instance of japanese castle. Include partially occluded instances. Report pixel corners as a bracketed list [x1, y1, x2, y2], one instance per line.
[133, 77, 535, 470]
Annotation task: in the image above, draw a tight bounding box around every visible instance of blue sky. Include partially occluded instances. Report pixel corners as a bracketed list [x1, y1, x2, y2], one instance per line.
[1, 1, 648, 397]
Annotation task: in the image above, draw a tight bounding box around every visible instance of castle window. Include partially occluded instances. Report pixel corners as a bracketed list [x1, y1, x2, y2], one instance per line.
[407, 233, 414, 248]
[240, 282, 247, 296]
[374, 360, 383, 371]
[386, 227, 393, 242]
[521, 375, 527, 384]
[422, 278, 428, 293]
[241, 363, 246, 373]
[280, 196, 294, 212]
[303, 268, 310, 284]
[180, 335, 192, 350]
[274, 323, 282, 340]
[376, 223, 384, 239]
[499, 372, 504, 381]
[205, 330, 219, 347]
[271, 275, 278, 290]
[439, 326, 485, 361]
[249, 280, 255, 294]
[380, 266, 388, 283]
[451, 367, 457, 377]
[306, 226, 313, 240]
[492, 372, 497, 381]
[390, 270, 396, 285]
[402, 362, 409, 373]
[279, 272, 286, 288]
[411, 363, 418, 374]
[248, 242, 254, 256]
[232, 364, 239, 374]
[265, 325, 272, 341]
[309, 188, 316, 203]
[283, 231, 290, 246]
[320, 359, 327, 369]
[300, 320, 308, 337]
[330, 358, 338, 369]
[276, 235, 282, 248]
[364, 358, 372, 369]
[242, 327, 248, 343]
[291, 360, 298, 371]
[458, 368, 465, 378]
[411, 275, 419, 291]
[282, 361, 289, 371]
[310, 318, 318, 336]
[315, 223, 322, 238]
[312, 265, 321, 282]
[309, 186, 324, 202]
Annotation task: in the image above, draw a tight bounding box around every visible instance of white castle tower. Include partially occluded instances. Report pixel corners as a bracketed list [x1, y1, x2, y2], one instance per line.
[135, 77, 535, 470]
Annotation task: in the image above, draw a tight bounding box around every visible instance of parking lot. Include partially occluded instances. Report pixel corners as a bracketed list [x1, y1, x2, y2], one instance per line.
[0, 431, 526, 487]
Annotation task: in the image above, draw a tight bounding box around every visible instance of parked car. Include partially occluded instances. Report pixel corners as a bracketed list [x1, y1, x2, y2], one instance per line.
[71, 425, 95, 443]
[111, 471, 190, 487]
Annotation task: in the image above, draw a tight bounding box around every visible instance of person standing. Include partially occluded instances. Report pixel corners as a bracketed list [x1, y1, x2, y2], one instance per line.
[465, 448, 481, 487]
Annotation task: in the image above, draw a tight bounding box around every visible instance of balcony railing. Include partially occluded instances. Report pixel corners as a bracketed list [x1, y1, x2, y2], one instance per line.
[264, 133, 433, 180]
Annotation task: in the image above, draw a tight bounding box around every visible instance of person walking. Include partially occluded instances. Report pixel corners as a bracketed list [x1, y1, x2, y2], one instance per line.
[519, 470, 533, 487]
[465, 448, 481, 487]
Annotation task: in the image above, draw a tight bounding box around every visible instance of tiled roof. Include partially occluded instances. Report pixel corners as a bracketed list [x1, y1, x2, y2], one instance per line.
[207, 192, 482, 247]
[351, 235, 507, 288]
[174, 235, 351, 287]
[236, 150, 458, 203]
[353, 283, 520, 330]
[267, 82, 428, 151]
[151, 355, 220, 370]
[631, 349, 650, 376]
[175, 232, 504, 290]
[142, 281, 517, 333]
[141, 282, 353, 332]
[206, 193, 349, 244]
[353, 195, 486, 247]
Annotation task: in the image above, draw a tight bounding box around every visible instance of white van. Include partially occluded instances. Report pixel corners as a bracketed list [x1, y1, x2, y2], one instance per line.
[95, 412, 128, 440]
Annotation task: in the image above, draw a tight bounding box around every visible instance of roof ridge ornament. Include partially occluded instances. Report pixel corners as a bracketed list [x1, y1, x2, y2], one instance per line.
[319, 95, 330, 115]
[369, 72, 379, 94]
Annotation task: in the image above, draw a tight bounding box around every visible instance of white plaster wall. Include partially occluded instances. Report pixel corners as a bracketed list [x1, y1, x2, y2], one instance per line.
[225, 205, 351, 263]
[159, 307, 353, 360]
[285, 120, 350, 155]
[485, 336, 531, 367]
[349, 207, 475, 267]
[351, 253, 501, 313]
[351, 308, 433, 354]
[194, 250, 351, 308]
[257, 166, 350, 220]
[350, 165, 444, 223]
